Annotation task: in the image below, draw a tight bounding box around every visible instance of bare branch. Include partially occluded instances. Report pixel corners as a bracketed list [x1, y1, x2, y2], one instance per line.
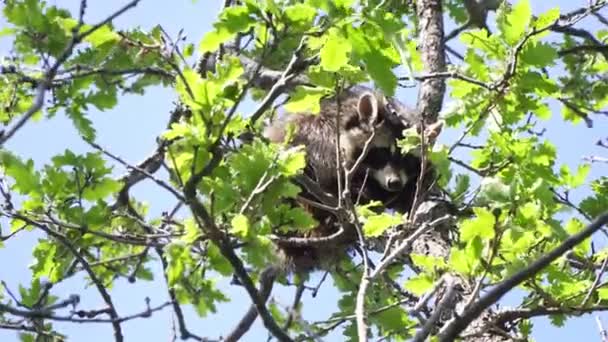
[598, 316, 608, 342]
[0, 300, 173, 325]
[223, 266, 279, 342]
[406, 72, 492, 90]
[87, 140, 185, 202]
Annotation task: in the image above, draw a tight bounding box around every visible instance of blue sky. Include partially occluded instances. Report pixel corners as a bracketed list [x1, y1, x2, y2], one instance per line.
[0, 1, 607, 341]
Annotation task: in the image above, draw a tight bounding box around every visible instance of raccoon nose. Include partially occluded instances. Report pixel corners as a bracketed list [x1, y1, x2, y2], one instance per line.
[386, 177, 403, 191]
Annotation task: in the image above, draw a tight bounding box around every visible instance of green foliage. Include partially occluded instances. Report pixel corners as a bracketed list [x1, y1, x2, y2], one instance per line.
[460, 207, 496, 242]
[497, 0, 532, 46]
[284, 86, 331, 114]
[357, 202, 403, 237]
[0, 0, 607, 340]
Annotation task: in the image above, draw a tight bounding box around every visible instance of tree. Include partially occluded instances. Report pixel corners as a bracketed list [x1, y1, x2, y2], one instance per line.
[0, 0, 608, 341]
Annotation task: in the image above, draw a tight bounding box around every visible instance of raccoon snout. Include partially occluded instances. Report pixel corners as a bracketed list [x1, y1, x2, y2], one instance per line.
[372, 165, 408, 192]
[386, 176, 404, 191]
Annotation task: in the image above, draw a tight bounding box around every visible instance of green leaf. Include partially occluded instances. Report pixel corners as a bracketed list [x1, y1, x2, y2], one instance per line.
[498, 0, 532, 45]
[533, 102, 552, 120]
[569, 163, 591, 188]
[284, 3, 316, 25]
[84, 25, 120, 47]
[460, 207, 496, 242]
[334, 0, 355, 9]
[477, 177, 511, 204]
[10, 218, 28, 232]
[286, 207, 317, 230]
[192, 280, 229, 317]
[278, 146, 306, 176]
[598, 288, 608, 300]
[410, 254, 446, 272]
[20, 333, 35, 342]
[175, 68, 205, 110]
[199, 29, 233, 54]
[534, 7, 560, 29]
[30, 241, 62, 282]
[564, 218, 589, 255]
[0, 152, 40, 194]
[66, 107, 96, 140]
[284, 86, 329, 114]
[215, 55, 245, 85]
[82, 178, 121, 201]
[365, 52, 398, 96]
[19, 278, 42, 307]
[320, 29, 352, 71]
[475, 234, 491, 260]
[362, 212, 402, 237]
[347, 26, 398, 95]
[207, 244, 233, 276]
[449, 247, 475, 275]
[560, 163, 591, 188]
[404, 274, 433, 296]
[460, 29, 506, 59]
[183, 43, 194, 58]
[231, 214, 250, 237]
[373, 307, 410, 331]
[199, 6, 256, 53]
[580, 178, 608, 217]
[465, 49, 490, 81]
[182, 218, 202, 244]
[165, 242, 188, 286]
[521, 42, 558, 68]
[519, 71, 559, 96]
[520, 319, 533, 337]
[87, 89, 118, 111]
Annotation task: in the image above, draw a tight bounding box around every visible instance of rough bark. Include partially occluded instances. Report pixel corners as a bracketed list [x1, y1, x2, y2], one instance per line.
[415, 0, 446, 124]
[412, 1, 507, 341]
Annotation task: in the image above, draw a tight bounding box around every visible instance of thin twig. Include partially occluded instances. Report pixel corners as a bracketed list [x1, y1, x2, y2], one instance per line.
[582, 256, 608, 306]
[87, 140, 185, 202]
[14, 215, 124, 342]
[0, 0, 141, 147]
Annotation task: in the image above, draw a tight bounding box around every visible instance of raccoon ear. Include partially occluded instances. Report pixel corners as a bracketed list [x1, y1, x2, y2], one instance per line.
[357, 92, 380, 124]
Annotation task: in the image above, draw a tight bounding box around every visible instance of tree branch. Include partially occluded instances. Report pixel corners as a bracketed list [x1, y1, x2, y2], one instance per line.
[0, 0, 141, 147]
[223, 266, 279, 342]
[439, 211, 608, 341]
[415, 0, 446, 123]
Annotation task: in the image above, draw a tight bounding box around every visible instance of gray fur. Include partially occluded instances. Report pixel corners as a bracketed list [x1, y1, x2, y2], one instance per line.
[264, 85, 427, 272]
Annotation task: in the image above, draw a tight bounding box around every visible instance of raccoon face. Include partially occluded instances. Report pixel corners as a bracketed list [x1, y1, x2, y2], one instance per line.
[354, 143, 414, 192]
[339, 92, 399, 167]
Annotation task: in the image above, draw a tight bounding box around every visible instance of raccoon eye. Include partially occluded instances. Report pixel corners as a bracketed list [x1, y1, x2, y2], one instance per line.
[344, 115, 359, 130]
[400, 154, 421, 171]
[363, 148, 390, 167]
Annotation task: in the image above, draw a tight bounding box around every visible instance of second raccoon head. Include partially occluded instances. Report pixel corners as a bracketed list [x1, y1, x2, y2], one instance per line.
[354, 143, 412, 192]
[339, 91, 399, 167]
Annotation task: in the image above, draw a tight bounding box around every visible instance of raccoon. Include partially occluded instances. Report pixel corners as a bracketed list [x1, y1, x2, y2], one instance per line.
[264, 85, 436, 272]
